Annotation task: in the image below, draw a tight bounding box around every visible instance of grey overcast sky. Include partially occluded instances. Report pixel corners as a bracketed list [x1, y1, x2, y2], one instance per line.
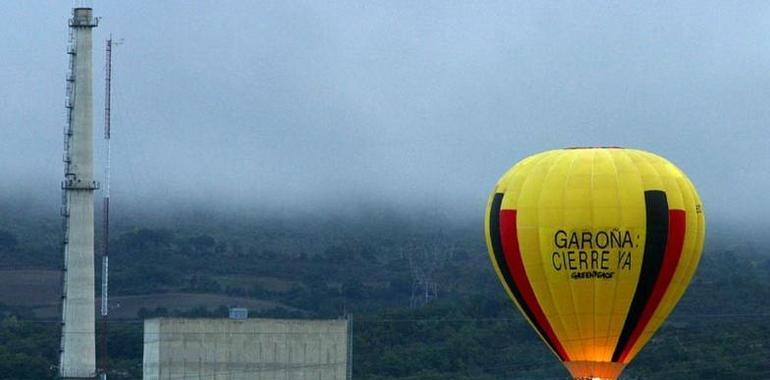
[1, 1, 769, 220]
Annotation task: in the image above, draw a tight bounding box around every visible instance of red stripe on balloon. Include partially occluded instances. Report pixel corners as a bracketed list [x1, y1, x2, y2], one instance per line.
[618, 209, 686, 363]
[499, 210, 571, 361]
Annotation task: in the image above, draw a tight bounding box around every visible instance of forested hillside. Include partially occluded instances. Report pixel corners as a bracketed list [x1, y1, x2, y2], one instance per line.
[0, 202, 768, 379]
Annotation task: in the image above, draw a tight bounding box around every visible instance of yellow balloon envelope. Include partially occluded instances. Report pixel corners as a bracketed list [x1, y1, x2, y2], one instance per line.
[484, 148, 705, 380]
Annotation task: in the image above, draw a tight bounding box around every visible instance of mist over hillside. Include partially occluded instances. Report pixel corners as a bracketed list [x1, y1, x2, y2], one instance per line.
[1, 192, 766, 257]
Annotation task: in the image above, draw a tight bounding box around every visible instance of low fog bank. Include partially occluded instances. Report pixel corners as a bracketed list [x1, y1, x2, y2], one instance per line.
[1, 189, 767, 258]
[0, 190, 482, 236]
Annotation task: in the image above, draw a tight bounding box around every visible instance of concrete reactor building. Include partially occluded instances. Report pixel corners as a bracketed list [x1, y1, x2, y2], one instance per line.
[143, 317, 352, 380]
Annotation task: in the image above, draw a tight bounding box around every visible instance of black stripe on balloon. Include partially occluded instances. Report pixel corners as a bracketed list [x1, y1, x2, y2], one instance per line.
[488, 193, 565, 361]
[612, 190, 669, 362]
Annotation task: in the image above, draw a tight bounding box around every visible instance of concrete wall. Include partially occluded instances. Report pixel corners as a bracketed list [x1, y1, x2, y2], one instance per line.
[143, 318, 349, 380]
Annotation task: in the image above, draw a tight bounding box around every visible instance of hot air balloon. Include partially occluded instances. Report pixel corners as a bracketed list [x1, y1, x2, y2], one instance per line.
[484, 148, 705, 380]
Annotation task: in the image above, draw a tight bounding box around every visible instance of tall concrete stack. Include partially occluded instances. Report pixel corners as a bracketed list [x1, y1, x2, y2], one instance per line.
[60, 7, 98, 379]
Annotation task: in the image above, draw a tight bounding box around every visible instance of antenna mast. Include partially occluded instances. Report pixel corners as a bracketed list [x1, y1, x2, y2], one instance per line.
[99, 34, 119, 380]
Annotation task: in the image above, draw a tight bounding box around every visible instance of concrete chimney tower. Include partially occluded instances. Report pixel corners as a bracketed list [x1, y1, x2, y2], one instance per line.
[60, 7, 98, 379]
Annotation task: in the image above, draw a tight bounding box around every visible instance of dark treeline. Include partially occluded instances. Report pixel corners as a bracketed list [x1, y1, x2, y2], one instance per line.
[0, 203, 768, 379]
